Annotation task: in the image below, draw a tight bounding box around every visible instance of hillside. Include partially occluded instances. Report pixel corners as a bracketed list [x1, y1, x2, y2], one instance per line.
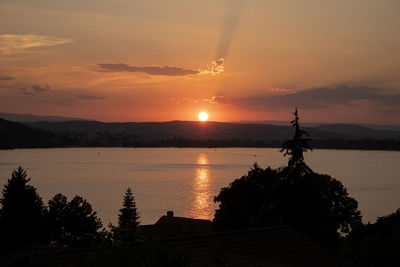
[25, 120, 349, 141]
[314, 124, 400, 139]
[0, 118, 76, 149]
[0, 112, 90, 123]
[26, 120, 400, 141]
[1, 118, 399, 149]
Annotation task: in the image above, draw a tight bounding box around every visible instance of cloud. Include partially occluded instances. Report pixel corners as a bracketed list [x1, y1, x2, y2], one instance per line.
[21, 88, 36, 96]
[32, 85, 51, 93]
[98, 58, 227, 77]
[203, 95, 225, 104]
[0, 34, 73, 55]
[218, 86, 400, 111]
[19, 85, 51, 96]
[19, 84, 105, 106]
[74, 93, 105, 100]
[199, 58, 225, 75]
[98, 63, 199, 76]
[0, 76, 15, 80]
[171, 95, 225, 105]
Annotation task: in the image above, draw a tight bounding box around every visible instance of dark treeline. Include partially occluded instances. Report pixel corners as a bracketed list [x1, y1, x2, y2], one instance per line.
[0, 167, 186, 266]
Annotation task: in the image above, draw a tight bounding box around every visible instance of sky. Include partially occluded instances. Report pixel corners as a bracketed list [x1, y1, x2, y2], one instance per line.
[0, 0, 399, 124]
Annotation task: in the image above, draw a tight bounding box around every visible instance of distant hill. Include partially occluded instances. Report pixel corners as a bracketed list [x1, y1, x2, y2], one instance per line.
[1, 118, 399, 150]
[25, 120, 350, 141]
[0, 112, 91, 123]
[314, 124, 400, 139]
[24, 120, 400, 142]
[0, 118, 76, 149]
[236, 120, 400, 131]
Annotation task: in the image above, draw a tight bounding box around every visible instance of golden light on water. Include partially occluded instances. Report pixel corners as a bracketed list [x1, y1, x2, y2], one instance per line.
[187, 153, 213, 220]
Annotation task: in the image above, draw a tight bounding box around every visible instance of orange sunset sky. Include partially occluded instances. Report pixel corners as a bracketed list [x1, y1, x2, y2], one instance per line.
[0, 0, 399, 124]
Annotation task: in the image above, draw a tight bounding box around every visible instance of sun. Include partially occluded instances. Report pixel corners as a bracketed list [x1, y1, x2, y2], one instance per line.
[198, 112, 208, 121]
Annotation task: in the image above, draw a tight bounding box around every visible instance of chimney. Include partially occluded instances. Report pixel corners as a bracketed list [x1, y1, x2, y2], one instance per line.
[167, 211, 174, 217]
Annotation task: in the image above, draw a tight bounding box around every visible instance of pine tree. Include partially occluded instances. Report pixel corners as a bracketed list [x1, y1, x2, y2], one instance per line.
[280, 108, 313, 173]
[0, 167, 47, 251]
[115, 188, 140, 241]
[48, 194, 103, 247]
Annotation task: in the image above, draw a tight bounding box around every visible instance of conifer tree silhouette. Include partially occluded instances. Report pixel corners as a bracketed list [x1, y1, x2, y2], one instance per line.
[112, 188, 140, 241]
[280, 108, 313, 173]
[0, 167, 47, 251]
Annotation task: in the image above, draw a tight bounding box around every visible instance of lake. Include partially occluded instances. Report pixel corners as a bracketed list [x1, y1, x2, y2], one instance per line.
[0, 148, 399, 226]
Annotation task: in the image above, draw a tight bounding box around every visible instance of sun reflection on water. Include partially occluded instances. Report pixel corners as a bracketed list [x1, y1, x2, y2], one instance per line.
[187, 153, 214, 220]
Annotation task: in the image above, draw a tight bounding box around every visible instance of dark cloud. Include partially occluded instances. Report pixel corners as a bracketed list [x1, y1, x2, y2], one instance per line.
[20, 85, 51, 96]
[0, 76, 15, 80]
[32, 85, 51, 92]
[98, 63, 199, 76]
[75, 93, 105, 100]
[220, 86, 400, 111]
[21, 88, 36, 96]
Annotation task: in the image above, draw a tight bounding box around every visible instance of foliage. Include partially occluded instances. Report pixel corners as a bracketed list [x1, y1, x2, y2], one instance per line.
[48, 193, 103, 247]
[213, 109, 362, 247]
[213, 164, 362, 246]
[110, 188, 140, 242]
[0, 167, 48, 252]
[213, 164, 283, 230]
[277, 168, 361, 245]
[340, 209, 400, 266]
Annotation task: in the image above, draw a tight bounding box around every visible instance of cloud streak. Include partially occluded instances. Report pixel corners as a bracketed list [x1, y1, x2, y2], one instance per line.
[98, 63, 199, 76]
[0, 76, 15, 80]
[74, 93, 105, 100]
[20, 85, 51, 95]
[19, 84, 105, 106]
[0, 34, 73, 55]
[98, 59, 227, 77]
[218, 86, 400, 111]
[32, 85, 51, 93]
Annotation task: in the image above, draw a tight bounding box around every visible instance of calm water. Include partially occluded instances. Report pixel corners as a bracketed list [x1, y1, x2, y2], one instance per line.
[0, 148, 399, 225]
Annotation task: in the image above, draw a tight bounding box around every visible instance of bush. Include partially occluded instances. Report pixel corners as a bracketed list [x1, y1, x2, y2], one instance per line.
[340, 209, 400, 266]
[213, 164, 362, 247]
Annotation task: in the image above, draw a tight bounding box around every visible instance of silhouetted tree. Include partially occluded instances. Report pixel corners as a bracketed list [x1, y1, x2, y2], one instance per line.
[214, 165, 361, 246]
[213, 164, 283, 230]
[214, 109, 362, 247]
[0, 167, 48, 252]
[340, 208, 400, 266]
[48, 194, 103, 247]
[48, 193, 68, 245]
[280, 108, 313, 173]
[111, 188, 140, 242]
